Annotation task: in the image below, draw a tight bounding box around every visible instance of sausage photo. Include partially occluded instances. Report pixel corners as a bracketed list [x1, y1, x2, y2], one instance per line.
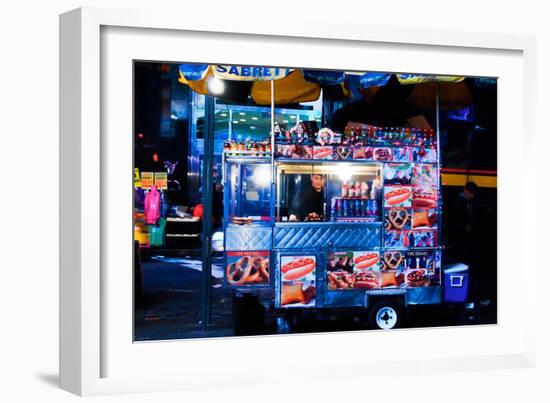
[282, 257, 316, 281]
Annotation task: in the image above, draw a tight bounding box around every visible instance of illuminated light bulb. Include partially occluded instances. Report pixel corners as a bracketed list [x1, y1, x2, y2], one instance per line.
[206, 76, 225, 95]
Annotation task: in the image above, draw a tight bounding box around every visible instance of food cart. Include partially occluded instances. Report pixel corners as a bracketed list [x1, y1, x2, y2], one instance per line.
[222, 123, 444, 330]
[176, 65, 470, 330]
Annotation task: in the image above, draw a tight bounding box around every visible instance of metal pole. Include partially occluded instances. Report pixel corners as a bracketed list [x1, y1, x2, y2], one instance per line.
[435, 83, 443, 249]
[228, 109, 233, 140]
[271, 80, 276, 220]
[200, 95, 215, 330]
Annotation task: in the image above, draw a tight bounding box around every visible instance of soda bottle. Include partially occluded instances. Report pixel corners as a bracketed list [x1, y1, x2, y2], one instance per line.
[341, 181, 349, 198]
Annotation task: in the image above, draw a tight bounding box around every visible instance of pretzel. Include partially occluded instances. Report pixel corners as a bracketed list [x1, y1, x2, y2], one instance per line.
[247, 257, 262, 283]
[388, 208, 409, 229]
[383, 251, 403, 270]
[226, 256, 253, 286]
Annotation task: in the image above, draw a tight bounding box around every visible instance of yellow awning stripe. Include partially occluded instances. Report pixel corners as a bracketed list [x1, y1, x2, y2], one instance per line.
[441, 173, 497, 188]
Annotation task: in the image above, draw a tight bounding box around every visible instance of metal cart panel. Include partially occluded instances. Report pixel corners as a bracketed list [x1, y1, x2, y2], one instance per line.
[405, 286, 442, 305]
[273, 222, 382, 250]
[225, 225, 272, 251]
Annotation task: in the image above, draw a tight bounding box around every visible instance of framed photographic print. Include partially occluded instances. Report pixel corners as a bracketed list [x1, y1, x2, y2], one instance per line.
[60, 6, 536, 396]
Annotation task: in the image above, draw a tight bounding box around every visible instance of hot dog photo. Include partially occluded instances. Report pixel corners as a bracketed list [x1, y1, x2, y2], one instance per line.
[352, 251, 380, 289]
[313, 146, 333, 160]
[412, 186, 438, 209]
[280, 255, 316, 307]
[384, 185, 413, 208]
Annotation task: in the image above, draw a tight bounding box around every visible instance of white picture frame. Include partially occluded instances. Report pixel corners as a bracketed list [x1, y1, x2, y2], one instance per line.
[60, 6, 537, 396]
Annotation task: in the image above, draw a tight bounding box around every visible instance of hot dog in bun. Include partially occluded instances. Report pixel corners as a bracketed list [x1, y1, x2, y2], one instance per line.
[384, 187, 412, 206]
[314, 147, 333, 159]
[282, 258, 315, 281]
[354, 253, 379, 269]
[353, 270, 379, 289]
[412, 188, 437, 209]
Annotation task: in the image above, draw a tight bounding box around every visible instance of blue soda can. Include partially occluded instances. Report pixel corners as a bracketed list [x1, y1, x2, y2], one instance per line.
[349, 199, 355, 216]
[331, 198, 337, 219]
[367, 199, 374, 216]
[355, 199, 361, 217]
[371, 199, 378, 218]
[362, 199, 368, 216]
[343, 199, 348, 217]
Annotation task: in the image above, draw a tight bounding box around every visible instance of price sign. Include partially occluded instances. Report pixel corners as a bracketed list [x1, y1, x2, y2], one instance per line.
[134, 168, 141, 188]
[141, 172, 154, 189]
[154, 172, 168, 190]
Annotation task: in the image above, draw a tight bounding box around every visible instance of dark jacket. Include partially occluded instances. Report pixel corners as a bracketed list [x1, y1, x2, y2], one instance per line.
[290, 186, 324, 221]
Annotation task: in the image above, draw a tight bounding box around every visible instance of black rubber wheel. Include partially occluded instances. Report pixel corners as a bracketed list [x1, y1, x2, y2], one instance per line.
[368, 300, 405, 330]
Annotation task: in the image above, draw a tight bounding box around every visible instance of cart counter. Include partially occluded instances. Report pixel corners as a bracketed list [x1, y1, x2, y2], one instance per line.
[273, 221, 382, 250]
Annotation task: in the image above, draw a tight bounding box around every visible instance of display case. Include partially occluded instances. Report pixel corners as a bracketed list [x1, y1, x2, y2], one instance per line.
[224, 157, 272, 225]
[275, 161, 383, 223]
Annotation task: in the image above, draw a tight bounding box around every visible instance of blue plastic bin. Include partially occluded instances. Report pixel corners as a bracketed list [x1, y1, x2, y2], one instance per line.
[443, 263, 469, 303]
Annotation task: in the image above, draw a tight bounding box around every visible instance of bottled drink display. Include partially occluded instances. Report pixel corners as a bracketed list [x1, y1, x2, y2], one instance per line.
[223, 139, 272, 157]
[331, 180, 379, 222]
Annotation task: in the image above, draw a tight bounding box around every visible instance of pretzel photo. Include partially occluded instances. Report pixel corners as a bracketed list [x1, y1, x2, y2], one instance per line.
[226, 256, 252, 286]
[388, 208, 409, 229]
[383, 251, 404, 270]
[226, 256, 269, 285]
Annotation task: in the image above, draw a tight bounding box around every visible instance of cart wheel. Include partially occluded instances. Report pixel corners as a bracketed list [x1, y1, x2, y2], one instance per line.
[276, 315, 291, 334]
[368, 301, 403, 330]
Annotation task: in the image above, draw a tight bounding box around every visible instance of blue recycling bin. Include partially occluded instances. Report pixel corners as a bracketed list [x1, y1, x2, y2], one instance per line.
[444, 263, 469, 303]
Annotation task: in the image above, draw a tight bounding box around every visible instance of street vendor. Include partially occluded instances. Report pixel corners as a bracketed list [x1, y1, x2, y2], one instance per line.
[288, 174, 325, 221]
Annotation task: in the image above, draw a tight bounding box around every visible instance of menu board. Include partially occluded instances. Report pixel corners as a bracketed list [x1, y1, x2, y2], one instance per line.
[280, 255, 316, 307]
[225, 251, 270, 286]
[327, 249, 441, 290]
[327, 251, 380, 290]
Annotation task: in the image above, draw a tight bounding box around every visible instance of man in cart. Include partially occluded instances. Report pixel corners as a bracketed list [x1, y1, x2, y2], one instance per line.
[288, 174, 325, 221]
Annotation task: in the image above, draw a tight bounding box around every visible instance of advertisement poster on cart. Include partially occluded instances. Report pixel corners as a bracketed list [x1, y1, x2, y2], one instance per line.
[327, 251, 380, 290]
[280, 256, 316, 307]
[405, 249, 441, 287]
[225, 251, 270, 286]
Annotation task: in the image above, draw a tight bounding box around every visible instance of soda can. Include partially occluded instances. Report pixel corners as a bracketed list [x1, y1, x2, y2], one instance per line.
[362, 199, 368, 216]
[349, 199, 355, 216]
[355, 199, 361, 217]
[371, 199, 378, 218]
[330, 198, 337, 220]
[336, 199, 342, 218]
[343, 199, 348, 217]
